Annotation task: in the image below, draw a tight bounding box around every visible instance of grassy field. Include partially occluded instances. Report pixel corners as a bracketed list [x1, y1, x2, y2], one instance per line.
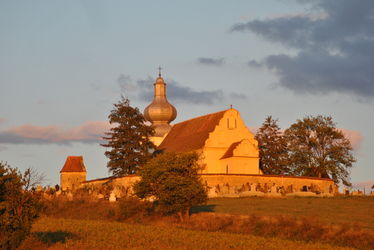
[195, 196, 374, 230]
[20, 217, 352, 250]
[18, 196, 373, 249]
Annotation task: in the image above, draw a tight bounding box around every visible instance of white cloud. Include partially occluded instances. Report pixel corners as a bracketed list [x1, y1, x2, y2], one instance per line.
[0, 121, 112, 145]
[340, 128, 363, 150]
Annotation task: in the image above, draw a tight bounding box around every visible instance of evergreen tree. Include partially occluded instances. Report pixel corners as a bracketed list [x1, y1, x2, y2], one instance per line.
[134, 152, 207, 221]
[255, 116, 289, 175]
[102, 96, 155, 176]
[284, 115, 355, 186]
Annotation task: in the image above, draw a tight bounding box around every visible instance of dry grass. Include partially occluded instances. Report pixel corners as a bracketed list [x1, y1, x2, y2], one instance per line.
[199, 196, 374, 230]
[42, 196, 118, 221]
[180, 213, 374, 249]
[32, 196, 373, 249]
[19, 217, 352, 250]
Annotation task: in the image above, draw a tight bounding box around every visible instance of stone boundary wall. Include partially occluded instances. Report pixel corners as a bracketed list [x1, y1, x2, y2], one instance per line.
[200, 174, 336, 198]
[80, 175, 140, 199]
[78, 174, 336, 200]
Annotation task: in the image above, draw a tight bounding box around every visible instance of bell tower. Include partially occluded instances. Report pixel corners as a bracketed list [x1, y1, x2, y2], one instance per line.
[144, 68, 177, 146]
[60, 156, 87, 192]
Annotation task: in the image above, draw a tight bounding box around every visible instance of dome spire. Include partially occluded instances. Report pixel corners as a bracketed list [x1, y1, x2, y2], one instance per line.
[144, 70, 177, 139]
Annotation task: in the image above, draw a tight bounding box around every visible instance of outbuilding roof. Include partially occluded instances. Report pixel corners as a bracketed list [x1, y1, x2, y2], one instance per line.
[60, 156, 87, 173]
[158, 110, 227, 152]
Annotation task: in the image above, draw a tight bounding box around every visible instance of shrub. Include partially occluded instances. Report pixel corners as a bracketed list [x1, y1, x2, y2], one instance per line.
[0, 162, 43, 249]
[42, 196, 117, 221]
[134, 152, 208, 221]
[116, 198, 152, 221]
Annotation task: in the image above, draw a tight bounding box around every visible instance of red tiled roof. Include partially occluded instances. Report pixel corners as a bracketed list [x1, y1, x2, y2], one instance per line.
[158, 110, 227, 152]
[60, 156, 87, 173]
[220, 140, 242, 159]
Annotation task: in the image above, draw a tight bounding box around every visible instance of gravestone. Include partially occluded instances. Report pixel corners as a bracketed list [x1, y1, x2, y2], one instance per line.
[109, 192, 116, 202]
[270, 184, 278, 193]
[250, 183, 257, 192]
[66, 192, 73, 201]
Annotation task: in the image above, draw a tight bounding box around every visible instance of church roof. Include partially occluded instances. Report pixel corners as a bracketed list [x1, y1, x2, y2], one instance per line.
[220, 140, 242, 159]
[158, 110, 227, 152]
[60, 156, 87, 173]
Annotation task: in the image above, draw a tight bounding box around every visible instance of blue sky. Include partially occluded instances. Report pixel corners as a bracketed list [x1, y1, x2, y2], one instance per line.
[0, 0, 373, 188]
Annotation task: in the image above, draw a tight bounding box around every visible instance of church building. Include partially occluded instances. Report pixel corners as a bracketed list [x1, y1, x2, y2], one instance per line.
[143, 72, 261, 175]
[60, 71, 337, 198]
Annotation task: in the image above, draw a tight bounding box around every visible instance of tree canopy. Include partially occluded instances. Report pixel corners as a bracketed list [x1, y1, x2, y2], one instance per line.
[102, 96, 156, 176]
[134, 152, 207, 221]
[255, 116, 289, 175]
[284, 115, 355, 186]
[0, 162, 43, 249]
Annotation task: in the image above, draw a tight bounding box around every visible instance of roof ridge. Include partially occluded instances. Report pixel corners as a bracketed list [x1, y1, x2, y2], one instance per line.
[173, 109, 229, 126]
[159, 109, 230, 152]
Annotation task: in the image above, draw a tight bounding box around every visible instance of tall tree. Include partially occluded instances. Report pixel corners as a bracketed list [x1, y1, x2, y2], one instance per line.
[102, 96, 155, 176]
[255, 116, 289, 175]
[284, 115, 355, 186]
[134, 152, 207, 221]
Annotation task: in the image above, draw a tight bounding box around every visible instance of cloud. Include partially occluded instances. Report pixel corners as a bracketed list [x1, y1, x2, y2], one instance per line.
[247, 60, 263, 68]
[0, 121, 112, 145]
[197, 57, 225, 66]
[0, 118, 6, 124]
[138, 77, 224, 104]
[229, 92, 247, 100]
[119, 76, 238, 104]
[339, 128, 363, 151]
[117, 74, 137, 93]
[268, 12, 328, 21]
[168, 80, 224, 104]
[231, 0, 374, 98]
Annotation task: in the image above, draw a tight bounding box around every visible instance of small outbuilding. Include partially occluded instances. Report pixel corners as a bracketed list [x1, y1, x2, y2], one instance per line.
[60, 156, 87, 191]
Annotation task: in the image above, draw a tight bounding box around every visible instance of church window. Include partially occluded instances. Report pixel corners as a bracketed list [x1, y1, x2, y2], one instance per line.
[227, 116, 236, 129]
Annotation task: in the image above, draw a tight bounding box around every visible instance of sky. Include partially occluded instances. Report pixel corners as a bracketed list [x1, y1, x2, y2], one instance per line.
[0, 0, 373, 189]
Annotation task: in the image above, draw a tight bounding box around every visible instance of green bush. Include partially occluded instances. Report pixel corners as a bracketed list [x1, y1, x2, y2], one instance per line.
[134, 152, 208, 221]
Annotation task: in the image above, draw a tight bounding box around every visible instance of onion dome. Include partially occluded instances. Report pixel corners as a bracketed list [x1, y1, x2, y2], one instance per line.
[144, 72, 177, 137]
